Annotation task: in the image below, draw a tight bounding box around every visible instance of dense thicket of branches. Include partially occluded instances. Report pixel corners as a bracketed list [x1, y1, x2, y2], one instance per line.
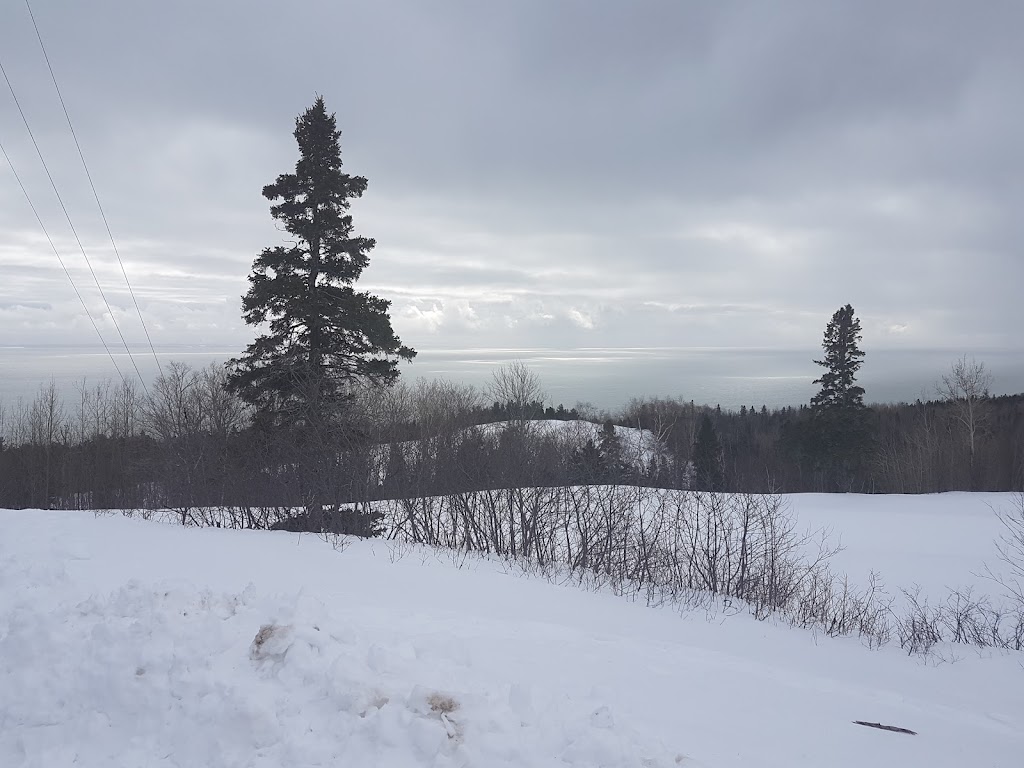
[1, 362, 1022, 510]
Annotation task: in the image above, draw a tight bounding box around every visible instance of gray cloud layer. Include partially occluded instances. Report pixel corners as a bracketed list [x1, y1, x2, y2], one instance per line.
[1, 0, 1021, 363]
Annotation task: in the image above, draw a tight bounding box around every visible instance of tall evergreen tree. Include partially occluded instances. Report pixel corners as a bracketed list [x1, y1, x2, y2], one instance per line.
[808, 304, 871, 488]
[227, 97, 414, 427]
[811, 304, 865, 412]
[692, 413, 724, 491]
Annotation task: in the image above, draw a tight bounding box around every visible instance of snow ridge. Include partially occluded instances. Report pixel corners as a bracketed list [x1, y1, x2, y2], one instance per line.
[3, 506, 1022, 768]
[1, 565, 681, 767]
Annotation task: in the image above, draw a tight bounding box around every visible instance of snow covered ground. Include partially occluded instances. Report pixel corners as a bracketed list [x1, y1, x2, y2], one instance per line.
[2, 495, 1022, 767]
[787, 492, 1013, 598]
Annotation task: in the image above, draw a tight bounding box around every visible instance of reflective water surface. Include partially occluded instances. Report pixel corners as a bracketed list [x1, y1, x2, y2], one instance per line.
[1, 344, 1021, 412]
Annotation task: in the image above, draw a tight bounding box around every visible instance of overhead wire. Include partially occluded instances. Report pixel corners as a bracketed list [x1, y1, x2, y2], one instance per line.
[0, 137, 127, 386]
[0, 55, 149, 393]
[24, 0, 163, 377]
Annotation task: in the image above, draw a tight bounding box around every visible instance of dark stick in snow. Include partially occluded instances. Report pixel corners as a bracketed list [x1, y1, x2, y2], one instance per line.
[853, 721, 917, 735]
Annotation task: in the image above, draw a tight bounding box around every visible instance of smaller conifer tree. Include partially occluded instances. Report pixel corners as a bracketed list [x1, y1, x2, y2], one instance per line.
[692, 414, 724, 492]
[598, 419, 627, 481]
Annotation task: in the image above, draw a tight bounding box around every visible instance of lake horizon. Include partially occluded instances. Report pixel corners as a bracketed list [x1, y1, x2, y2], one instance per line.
[1, 343, 1022, 414]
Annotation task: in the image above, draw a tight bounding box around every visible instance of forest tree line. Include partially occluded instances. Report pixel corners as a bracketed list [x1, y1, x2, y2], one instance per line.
[0, 355, 1020, 511]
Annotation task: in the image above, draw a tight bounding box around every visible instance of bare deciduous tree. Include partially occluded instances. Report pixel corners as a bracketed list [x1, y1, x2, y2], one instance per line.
[487, 361, 545, 420]
[937, 356, 993, 489]
[411, 378, 482, 435]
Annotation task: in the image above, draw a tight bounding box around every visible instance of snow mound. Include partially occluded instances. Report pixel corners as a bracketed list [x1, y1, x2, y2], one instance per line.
[2, 507, 1022, 767]
[0, 565, 680, 767]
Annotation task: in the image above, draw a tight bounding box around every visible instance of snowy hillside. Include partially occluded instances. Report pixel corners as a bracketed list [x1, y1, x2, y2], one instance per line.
[475, 419, 666, 464]
[391, 418, 668, 471]
[2, 498, 1023, 767]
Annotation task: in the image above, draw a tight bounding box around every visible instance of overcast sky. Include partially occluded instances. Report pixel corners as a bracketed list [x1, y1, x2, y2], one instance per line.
[1, 1, 1022, 370]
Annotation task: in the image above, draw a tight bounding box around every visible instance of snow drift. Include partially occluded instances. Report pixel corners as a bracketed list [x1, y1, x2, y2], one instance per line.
[1, 499, 1022, 767]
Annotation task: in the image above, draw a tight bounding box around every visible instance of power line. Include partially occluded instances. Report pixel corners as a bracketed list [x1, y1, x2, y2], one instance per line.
[0, 137, 127, 386]
[24, 0, 163, 377]
[0, 55, 149, 393]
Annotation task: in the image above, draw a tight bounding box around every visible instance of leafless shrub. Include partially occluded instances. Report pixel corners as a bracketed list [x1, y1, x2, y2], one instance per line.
[991, 493, 1024, 604]
[793, 571, 892, 646]
[893, 584, 1024, 654]
[373, 486, 900, 643]
[894, 587, 944, 655]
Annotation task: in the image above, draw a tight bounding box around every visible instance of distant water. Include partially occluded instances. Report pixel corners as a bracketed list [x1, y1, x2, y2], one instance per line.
[0, 344, 241, 405]
[408, 347, 1024, 410]
[1, 344, 1022, 412]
